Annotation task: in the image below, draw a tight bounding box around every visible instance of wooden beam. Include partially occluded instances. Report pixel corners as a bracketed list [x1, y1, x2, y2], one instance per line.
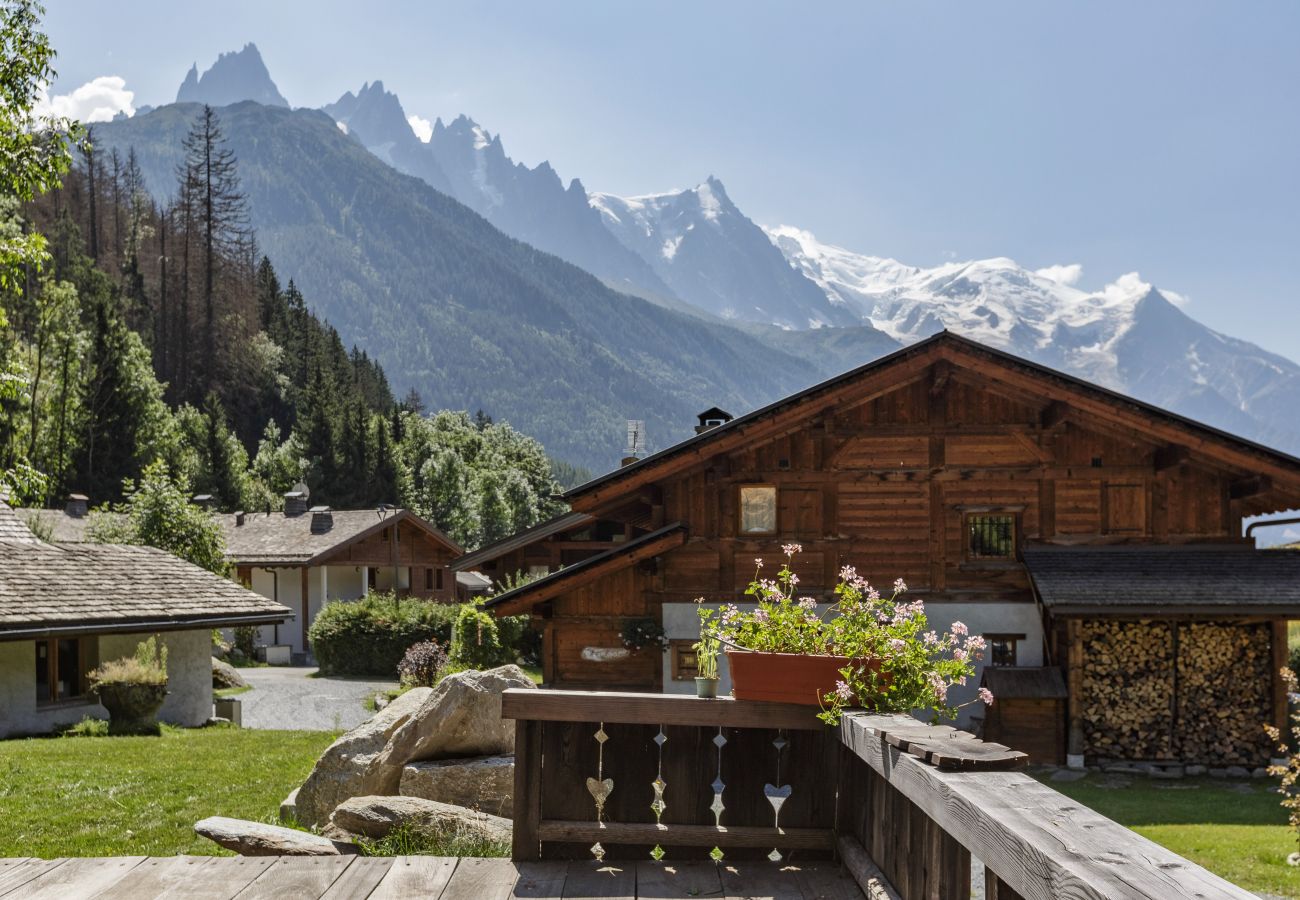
[537, 820, 833, 851]
[300, 566, 309, 652]
[512, 719, 542, 861]
[1154, 444, 1190, 472]
[501, 688, 824, 730]
[1230, 474, 1272, 500]
[1039, 400, 1069, 429]
[1273, 620, 1289, 743]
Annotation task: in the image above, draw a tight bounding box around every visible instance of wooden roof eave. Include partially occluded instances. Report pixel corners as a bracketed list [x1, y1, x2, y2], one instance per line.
[483, 524, 688, 616]
[304, 509, 463, 568]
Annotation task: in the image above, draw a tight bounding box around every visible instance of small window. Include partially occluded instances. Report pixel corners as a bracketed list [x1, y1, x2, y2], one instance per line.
[435, 568, 444, 590]
[425, 568, 434, 590]
[739, 484, 778, 536]
[966, 514, 1016, 560]
[670, 640, 699, 681]
[35, 638, 87, 704]
[984, 633, 1023, 667]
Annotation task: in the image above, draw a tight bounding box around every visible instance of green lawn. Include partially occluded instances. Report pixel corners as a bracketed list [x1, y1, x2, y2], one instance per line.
[1034, 770, 1300, 898]
[0, 727, 336, 858]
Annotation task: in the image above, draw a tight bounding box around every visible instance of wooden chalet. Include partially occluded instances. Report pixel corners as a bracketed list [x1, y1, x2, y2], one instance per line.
[481, 331, 1300, 766]
[218, 496, 462, 659]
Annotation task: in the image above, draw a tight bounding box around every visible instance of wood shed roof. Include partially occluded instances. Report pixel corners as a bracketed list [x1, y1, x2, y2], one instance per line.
[1023, 544, 1300, 616]
[979, 666, 1068, 700]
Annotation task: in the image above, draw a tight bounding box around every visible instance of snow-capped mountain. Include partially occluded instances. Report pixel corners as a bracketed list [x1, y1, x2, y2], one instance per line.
[322, 81, 454, 196]
[176, 43, 287, 109]
[591, 179, 860, 329]
[768, 225, 1300, 453]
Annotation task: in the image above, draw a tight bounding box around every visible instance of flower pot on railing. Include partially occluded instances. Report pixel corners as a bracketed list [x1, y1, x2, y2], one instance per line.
[726, 649, 885, 706]
[694, 676, 719, 699]
[93, 681, 168, 735]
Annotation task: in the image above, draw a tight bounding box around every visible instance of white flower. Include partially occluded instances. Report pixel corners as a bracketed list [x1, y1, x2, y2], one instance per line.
[951, 621, 968, 636]
[978, 687, 995, 706]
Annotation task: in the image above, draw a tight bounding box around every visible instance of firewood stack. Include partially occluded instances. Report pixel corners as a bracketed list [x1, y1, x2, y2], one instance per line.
[1079, 620, 1273, 766]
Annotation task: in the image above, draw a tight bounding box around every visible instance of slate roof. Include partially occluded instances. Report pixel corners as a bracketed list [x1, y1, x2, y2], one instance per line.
[979, 666, 1067, 700]
[216, 508, 461, 566]
[450, 510, 594, 571]
[0, 502, 291, 638]
[1023, 544, 1300, 616]
[13, 508, 116, 543]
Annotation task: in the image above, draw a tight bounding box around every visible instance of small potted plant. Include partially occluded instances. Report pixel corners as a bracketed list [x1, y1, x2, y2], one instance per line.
[699, 544, 993, 723]
[90, 635, 169, 735]
[693, 605, 721, 699]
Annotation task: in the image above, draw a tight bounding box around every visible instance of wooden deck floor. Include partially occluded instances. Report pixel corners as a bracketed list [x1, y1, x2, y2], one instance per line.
[0, 855, 867, 899]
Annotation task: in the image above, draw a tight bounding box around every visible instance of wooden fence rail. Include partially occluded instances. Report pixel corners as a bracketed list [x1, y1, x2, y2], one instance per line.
[502, 689, 1257, 900]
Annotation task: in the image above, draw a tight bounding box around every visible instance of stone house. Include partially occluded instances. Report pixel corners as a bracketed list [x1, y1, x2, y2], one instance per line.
[0, 497, 290, 739]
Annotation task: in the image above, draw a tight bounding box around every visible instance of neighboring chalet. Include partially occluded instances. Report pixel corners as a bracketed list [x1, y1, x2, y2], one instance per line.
[0, 496, 290, 738]
[474, 332, 1300, 767]
[217, 495, 463, 659]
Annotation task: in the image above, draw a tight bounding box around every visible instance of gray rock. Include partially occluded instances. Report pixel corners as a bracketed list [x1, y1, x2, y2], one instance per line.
[373, 692, 391, 711]
[1225, 766, 1251, 778]
[194, 815, 356, 856]
[1149, 765, 1184, 780]
[401, 755, 514, 817]
[280, 787, 299, 824]
[1208, 768, 1231, 778]
[328, 795, 510, 844]
[1253, 767, 1270, 779]
[204, 717, 232, 727]
[1048, 768, 1088, 783]
[1186, 764, 1207, 776]
[212, 657, 246, 689]
[293, 686, 434, 829]
[361, 666, 536, 797]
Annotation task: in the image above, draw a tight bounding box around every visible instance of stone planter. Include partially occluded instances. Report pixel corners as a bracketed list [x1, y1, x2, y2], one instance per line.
[725, 650, 885, 706]
[94, 681, 168, 735]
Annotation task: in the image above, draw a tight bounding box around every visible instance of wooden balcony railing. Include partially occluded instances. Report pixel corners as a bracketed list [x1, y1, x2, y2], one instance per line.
[502, 689, 1257, 900]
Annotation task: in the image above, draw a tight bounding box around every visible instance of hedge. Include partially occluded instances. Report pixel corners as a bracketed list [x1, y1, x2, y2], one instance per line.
[309, 593, 536, 677]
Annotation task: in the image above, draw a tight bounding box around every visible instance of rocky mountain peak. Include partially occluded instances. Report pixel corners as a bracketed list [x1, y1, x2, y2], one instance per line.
[176, 42, 289, 108]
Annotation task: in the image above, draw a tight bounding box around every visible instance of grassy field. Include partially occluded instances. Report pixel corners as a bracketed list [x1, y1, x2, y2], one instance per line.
[1034, 769, 1300, 898]
[0, 727, 335, 857]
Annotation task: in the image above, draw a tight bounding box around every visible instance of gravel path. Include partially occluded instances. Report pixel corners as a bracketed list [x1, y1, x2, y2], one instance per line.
[236, 666, 397, 732]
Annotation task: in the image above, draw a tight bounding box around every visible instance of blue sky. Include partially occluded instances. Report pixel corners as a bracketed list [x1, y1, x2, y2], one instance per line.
[43, 1, 1300, 361]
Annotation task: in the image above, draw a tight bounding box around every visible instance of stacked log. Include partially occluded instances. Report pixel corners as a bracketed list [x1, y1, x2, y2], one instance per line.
[1175, 622, 1272, 767]
[1080, 621, 1175, 760]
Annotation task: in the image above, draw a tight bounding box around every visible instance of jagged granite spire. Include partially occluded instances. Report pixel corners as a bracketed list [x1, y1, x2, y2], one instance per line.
[176, 43, 288, 107]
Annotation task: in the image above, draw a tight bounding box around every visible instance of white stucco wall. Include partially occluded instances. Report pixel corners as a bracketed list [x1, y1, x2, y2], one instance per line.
[235, 565, 369, 656]
[661, 600, 1043, 727]
[0, 628, 213, 738]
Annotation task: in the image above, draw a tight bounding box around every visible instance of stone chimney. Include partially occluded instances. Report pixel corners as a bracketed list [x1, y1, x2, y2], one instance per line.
[695, 407, 734, 435]
[65, 493, 89, 518]
[309, 506, 333, 533]
[284, 491, 308, 517]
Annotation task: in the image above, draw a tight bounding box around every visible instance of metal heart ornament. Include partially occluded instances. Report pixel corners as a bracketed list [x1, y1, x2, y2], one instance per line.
[587, 776, 614, 817]
[764, 783, 792, 824]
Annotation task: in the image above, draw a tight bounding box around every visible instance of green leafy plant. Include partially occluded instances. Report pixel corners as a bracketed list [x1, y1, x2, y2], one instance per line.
[1265, 667, 1300, 862]
[694, 606, 720, 680]
[698, 545, 991, 724]
[449, 605, 505, 669]
[90, 636, 169, 687]
[309, 594, 461, 677]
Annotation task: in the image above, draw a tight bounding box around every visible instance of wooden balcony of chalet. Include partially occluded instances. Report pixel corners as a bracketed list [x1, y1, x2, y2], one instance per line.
[0, 690, 1258, 899]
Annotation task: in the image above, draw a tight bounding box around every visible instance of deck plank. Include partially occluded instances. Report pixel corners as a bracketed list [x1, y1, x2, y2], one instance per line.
[510, 860, 568, 899]
[320, 857, 394, 899]
[636, 861, 724, 898]
[792, 863, 869, 900]
[560, 859, 637, 899]
[10, 856, 146, 900]
[720, 862, 807, 900]
[439, 857, 519, 900]
[93, 856, 273, 900]
[0, 858, 66, 898]
[232, 856, 356, 900]
[368, 856, 458, 900]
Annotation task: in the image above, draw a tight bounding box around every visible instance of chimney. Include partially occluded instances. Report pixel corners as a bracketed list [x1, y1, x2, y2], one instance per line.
[283, 491, 308, 517]
[65, 493, 89, 518]
[192, 494, 215, 511]
[309, 506, 333, 533]
[234, 511, 246, 527]
[695, 407, 734, 435]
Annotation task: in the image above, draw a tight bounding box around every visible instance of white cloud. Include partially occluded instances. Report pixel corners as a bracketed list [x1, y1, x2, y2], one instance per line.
[1162, 288, 1191, 308]
[36, 76, 135, 123]
[1099, 271, 1151, 304]
[407, 114, 432, 143]
[1034, 263, 1083, 287]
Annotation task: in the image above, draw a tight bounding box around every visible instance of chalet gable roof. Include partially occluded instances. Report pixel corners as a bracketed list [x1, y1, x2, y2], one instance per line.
[1023, 544, 1300, 616]
[451, 511, 594, 572]
[218, 507, 462, 567]
[563, 332, 1300, 514]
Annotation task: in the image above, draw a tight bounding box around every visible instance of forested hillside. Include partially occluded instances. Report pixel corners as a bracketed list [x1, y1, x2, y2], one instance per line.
[90, 102, 827, 470]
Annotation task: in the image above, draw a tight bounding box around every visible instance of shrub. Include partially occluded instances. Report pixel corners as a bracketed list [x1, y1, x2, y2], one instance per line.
[496, 614, 539, 664]
[232, 626, 258, 660]
[397, 641, 449, 687]
[449, 606, 506, 669]
[309, 594, 461, 677]
[91, 636, 169, 686]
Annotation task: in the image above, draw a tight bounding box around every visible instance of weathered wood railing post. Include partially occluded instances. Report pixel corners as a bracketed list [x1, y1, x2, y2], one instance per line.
[512, 715, 543, 861]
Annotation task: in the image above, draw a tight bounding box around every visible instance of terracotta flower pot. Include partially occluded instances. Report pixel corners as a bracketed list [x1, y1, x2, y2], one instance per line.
[93, 681, 168, 735]
[725, 649, 885, 706]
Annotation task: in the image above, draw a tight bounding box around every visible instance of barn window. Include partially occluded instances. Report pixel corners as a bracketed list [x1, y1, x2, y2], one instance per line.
[425, 567, 434, 590]
[739, 484, 778, 535]
[966, 514, 1017, 560]
[35, 638, 87, 704]
[670, 640, 699, 681]
[984, 633, 1024, 667]
[436, 568, 444, 590]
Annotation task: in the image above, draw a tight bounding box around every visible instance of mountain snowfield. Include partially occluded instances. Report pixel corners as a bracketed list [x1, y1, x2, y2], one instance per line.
[766, 225, 1300, 453]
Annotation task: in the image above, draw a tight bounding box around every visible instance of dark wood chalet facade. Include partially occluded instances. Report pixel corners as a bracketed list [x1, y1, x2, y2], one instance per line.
[477, 332, 1300, 766]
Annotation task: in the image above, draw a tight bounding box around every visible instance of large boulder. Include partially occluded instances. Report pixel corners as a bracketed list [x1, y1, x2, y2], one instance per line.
[401, 755, 514, 817]
[212, 657, 246, 689]
[194, 816, 356, 856]
[360, 665, 535, 796]
[327, 796, 511, 844]
[293, 686, 433, 828]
